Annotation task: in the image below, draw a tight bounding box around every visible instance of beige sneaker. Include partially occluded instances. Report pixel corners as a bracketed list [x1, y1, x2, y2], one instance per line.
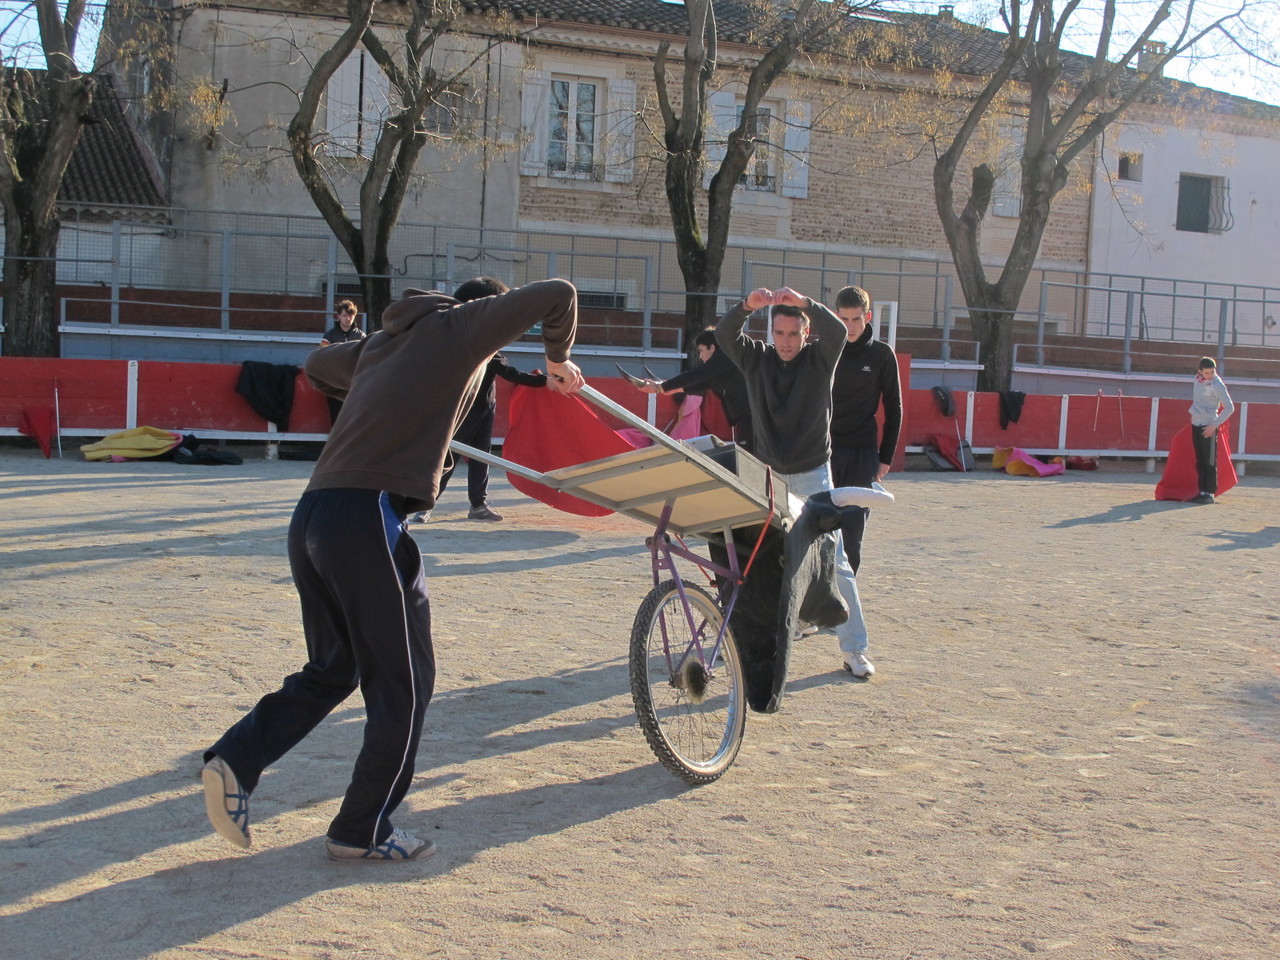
[201, 756, 251, 849]
[326, 826, 437, 862]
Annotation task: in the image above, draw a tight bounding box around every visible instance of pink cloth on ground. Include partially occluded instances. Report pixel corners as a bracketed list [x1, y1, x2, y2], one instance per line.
[993, 446, 1065, 477]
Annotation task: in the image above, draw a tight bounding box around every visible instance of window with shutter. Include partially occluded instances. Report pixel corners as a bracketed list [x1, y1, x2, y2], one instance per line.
[548, 77, 600, 179]
[1176, 173, 1232, 233]
[521, 72, 633, 183]
[324, 51, 390, 159]
[704, 94, 811, 198]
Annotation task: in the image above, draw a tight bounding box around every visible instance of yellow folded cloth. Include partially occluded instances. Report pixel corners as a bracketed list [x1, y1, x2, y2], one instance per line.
[81, 426, 182, 461]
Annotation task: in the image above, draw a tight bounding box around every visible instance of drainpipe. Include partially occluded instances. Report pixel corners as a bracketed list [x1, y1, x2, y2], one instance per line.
[479, 45, 492, 233]
[1084, 127, 1102, 337]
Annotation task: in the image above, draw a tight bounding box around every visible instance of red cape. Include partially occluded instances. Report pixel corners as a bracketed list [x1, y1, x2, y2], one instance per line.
[19, 405, 56, 458]
[1155, 425, 1237, 501]
[502, 387, 637, 516]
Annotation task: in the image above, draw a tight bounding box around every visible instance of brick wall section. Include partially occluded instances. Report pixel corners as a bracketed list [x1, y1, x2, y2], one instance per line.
[518, 59, 1092, 272]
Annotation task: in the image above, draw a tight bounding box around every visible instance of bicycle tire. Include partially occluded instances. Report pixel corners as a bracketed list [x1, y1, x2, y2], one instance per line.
[628, 580, 746, 784]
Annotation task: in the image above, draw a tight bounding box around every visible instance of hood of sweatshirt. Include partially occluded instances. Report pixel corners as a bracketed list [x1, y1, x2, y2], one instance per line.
[380, 289, 459, 336]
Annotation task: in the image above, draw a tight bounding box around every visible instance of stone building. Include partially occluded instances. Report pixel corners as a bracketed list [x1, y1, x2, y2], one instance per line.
[53, 0, 1280, 375]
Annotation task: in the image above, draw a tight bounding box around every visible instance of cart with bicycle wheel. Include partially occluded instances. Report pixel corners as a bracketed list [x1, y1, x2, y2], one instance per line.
[453, 384, 887, 783]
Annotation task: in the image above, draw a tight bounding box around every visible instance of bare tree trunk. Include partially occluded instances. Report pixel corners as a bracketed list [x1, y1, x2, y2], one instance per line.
[2, 213, 62, 357]
[968, 309, 1013, 393]
[283, 0, 476, 329]
[0, 57, 94, 357]
[359, 250, 394, 331]
[670, 243, 725, 361]
[926, 0, 1237, 391]
[655, 1, 856, 367]
[664, 140, 720, 362]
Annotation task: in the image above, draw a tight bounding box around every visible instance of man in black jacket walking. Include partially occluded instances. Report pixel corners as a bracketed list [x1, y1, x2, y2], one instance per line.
[829, 285, 902, 677]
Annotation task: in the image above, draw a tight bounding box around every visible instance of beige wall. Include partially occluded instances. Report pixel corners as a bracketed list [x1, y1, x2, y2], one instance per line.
[514, 42, 1092, 276]
[158, 7, 521, 230]
[125, 5, 1097, 304]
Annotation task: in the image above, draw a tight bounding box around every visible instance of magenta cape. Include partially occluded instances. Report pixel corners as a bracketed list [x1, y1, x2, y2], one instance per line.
[993, 446, 1065, 477]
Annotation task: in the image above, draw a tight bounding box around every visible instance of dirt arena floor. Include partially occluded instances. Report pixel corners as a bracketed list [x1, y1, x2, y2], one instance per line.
[1, 444, 1277, 960]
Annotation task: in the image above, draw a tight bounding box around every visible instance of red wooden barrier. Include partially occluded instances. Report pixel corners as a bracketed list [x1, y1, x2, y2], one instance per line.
[3, 357, 1277, 463]
[1242, 402, 1280, 454]
[135, 362, 330, 434]
[0, 358, 129, 431]
[902, 387, 1276, 458]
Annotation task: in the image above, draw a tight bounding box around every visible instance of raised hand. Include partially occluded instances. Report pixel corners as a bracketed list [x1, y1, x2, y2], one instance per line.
[772, 287, 810, 308]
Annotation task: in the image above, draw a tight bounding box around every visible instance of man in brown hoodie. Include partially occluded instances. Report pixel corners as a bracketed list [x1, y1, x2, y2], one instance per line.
[200, 279, 584, 861]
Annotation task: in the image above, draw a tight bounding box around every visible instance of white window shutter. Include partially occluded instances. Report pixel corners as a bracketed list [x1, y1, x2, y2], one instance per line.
[704, 90, 737, 189]
[360, 54, 391, 159]
[992, 118, 1025, 217]
[325, 54, 363, 154]
[604, 78, 636, 183]
[780, 99, 811, 198]
[520, 71, 550, 177]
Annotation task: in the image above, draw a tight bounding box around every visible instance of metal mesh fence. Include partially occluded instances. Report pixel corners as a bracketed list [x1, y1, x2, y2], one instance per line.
[4, 204, 1279, 368]
[1080, 274, 1280, 348]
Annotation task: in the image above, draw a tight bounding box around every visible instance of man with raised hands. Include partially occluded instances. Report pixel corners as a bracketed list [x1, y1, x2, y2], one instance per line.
[716, 286, 875, 679]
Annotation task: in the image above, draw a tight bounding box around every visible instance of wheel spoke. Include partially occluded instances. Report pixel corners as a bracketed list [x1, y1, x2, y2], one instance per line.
[629, 581, 746, 783]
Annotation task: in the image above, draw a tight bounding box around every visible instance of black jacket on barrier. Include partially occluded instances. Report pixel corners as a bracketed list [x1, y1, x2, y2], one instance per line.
[235, 361, 299, 432]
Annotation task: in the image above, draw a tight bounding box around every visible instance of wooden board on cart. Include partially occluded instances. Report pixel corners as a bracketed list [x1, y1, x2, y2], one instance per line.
[540, 436, 787, 538]
[455, 387, 789, 540]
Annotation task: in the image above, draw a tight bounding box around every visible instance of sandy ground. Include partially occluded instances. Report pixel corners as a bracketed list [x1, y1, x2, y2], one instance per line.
[1, 444, 1277, 960]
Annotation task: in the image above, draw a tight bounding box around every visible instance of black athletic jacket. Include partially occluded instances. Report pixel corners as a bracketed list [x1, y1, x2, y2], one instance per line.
[829, 325, 902, 466]
[457, 355, 548, 431]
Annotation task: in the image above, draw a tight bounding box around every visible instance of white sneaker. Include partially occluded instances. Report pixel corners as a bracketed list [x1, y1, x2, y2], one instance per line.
[842, 653, 875, 679]
[326, 826, 437, 861]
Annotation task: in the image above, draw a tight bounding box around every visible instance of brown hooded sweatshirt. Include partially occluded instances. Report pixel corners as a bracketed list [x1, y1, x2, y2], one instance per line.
[303, 279, 578, 512]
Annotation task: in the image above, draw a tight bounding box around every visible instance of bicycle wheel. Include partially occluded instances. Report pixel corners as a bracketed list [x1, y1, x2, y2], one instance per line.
[629, 580, 746, 784]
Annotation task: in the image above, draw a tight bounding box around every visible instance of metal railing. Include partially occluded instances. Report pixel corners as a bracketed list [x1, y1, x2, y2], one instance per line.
[1037, 281, 1280, 372]
[5, 204, 1280, 374]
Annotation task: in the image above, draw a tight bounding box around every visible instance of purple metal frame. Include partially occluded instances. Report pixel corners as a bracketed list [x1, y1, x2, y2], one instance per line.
[643, 501, 746, 675]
